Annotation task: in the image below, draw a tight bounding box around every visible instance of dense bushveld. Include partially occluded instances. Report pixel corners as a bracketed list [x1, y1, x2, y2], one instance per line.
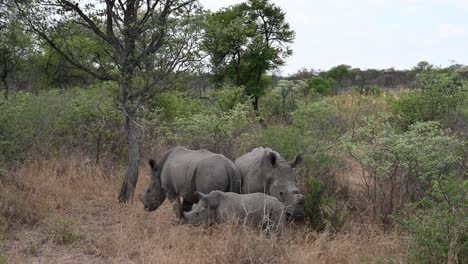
[0, 68, 466, 263]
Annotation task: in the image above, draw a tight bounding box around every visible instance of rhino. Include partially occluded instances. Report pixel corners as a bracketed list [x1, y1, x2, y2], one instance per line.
[183, 191, 285, 232]
[235, 147, 305, 220]
[140, 146, 241, 218]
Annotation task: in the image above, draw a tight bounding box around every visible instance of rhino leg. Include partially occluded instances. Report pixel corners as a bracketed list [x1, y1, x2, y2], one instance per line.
[166, 191, 184, 219]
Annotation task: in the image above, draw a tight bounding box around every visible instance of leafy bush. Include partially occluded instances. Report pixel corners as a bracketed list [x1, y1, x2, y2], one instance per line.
[344, 120, 465, 224]
[258, 100, 348, 229]
[151, 91, 208, 122]
[0, 83, 121, 163]
[50, 218, 80, 244]
[161, 103, 251, 158]
[305, 76, 335, 96]
[0, 91, 66, 160]
[58, 83, 121, 163]
[208, 85, 247, 112]
[304, 177, 347, 231]
[262, 80, 302, 121]
[389, 72, 467, 130]
[402, 177, 467, 264]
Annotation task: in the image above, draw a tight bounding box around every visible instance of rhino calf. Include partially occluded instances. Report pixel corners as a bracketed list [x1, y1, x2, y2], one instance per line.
[183, 191, 285, 232]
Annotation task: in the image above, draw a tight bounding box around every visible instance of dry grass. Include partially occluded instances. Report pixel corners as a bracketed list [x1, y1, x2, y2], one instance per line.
[0, 156, 406, 263]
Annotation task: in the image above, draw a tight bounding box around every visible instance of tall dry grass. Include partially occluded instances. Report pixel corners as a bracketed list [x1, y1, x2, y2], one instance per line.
[0, 156, 406, 263]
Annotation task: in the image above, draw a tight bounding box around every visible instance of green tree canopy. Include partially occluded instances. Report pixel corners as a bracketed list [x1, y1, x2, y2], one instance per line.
[203, 0, 295, 112]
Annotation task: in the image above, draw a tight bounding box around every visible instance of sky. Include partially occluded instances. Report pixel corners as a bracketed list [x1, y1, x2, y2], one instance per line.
[201, 0, 468, 75]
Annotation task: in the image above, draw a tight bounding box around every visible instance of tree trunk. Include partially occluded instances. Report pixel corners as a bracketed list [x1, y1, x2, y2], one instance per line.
[118, 107, 140, 203]
[95, 132, 102, 165]
[1, 67, 8, 99]
[252, 96, 266, 128]
[252, 96, 258, 112]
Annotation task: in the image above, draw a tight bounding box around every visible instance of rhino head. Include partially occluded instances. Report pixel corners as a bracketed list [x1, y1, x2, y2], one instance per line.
[265, 152, 305, 221]
[183, 191, 219, 225]
[140, 159, 166, 212]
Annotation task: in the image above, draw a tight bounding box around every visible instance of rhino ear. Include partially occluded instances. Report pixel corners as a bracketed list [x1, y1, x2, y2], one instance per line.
[148, 159, 158, 170]
[196, 192, 206, 200]
[291, 153, 303, 168]
[206, 191, 222, 209]
[267, 152, 277, 168]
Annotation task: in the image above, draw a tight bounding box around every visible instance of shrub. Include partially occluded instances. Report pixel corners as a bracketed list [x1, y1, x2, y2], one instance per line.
[50, 218, 80, 244]
[58, 83, 121, 163]
[151, 91, 208, 122]
[305, 76, 335, 96]
[262, 80, 304, 122]
[258, 100, 348, 229]
[344, 120, 465, 224]
[161, 103, 252, 158]
[0, 83, 122, 163]
[208, 85, 247, 112]
[389, 72, 467, 131]
[0, 91, 66, 160]
[402, 175, 467, 263]
[369, 85, 382, 96]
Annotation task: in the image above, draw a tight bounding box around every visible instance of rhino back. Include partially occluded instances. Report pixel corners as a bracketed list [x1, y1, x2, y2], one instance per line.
[217, 192, 283, 227]
[161, 147, 237, 203]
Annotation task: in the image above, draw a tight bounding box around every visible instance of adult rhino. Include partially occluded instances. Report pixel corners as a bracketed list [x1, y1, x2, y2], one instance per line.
[235, 147, 305, 220]
[140, 146, 241, 218]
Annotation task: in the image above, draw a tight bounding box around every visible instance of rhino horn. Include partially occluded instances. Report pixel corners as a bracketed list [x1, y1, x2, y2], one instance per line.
[196, 191, 206, 199]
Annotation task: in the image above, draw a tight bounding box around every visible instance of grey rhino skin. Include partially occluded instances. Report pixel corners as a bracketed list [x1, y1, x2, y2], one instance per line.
[183, 191, 285, 231]
[235, 147, 305, 220]
[140, 146, 241, 218]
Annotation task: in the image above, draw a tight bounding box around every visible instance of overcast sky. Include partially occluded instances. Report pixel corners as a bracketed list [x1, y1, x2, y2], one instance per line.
[201, 0, 468, 75]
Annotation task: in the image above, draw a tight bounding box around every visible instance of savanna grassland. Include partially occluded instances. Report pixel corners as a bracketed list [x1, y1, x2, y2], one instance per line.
[1, 0, 467, 263]
[0, 154, 405, 264]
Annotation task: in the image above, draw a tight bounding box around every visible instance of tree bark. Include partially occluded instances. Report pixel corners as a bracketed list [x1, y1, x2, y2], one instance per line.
[1, 65, 8, 99]
[1, 76, 8, 99]
[118, 106, 140, 203]
[252, 96, 259, 112]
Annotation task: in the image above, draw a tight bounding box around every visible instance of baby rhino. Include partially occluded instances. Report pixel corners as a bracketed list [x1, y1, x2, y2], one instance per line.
[183, 191, 285, 232]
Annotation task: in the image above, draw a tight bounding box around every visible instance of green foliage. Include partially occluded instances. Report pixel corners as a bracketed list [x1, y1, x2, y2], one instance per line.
[50, 218, 80, 244]
[345, 120, 465, 224]
[304, 177, 348, 231]
[369, 85, 382, 96]
[402, 177, 467, 264]
[209, 85, 248, 112]
[262, 80, 303, 120]
[0, 84, 121, 162]
[58, 83, 121, 162]
[327, 65, 351, 82]
[389, 72, 467, 130]
[291, 100, 346, 145]
[326, 65, 352, 92]
[152, 92, 207, 122]
[0, 5, 33, 97]
[412, 61, 434, 74]
[162, 103, 251, 157]
[0, 91, 65, 160]
[203, 0, 294, 108]
[259, 99, 345, 159]
[305, 76, 335, 96]
[257, 126, 303, 160]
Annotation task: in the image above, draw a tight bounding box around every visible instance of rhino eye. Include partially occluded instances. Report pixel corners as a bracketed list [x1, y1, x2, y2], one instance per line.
[279, 191, 284, 196]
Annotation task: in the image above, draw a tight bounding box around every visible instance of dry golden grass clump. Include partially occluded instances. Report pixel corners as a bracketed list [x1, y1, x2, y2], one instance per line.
[0, 156, 405, 263]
